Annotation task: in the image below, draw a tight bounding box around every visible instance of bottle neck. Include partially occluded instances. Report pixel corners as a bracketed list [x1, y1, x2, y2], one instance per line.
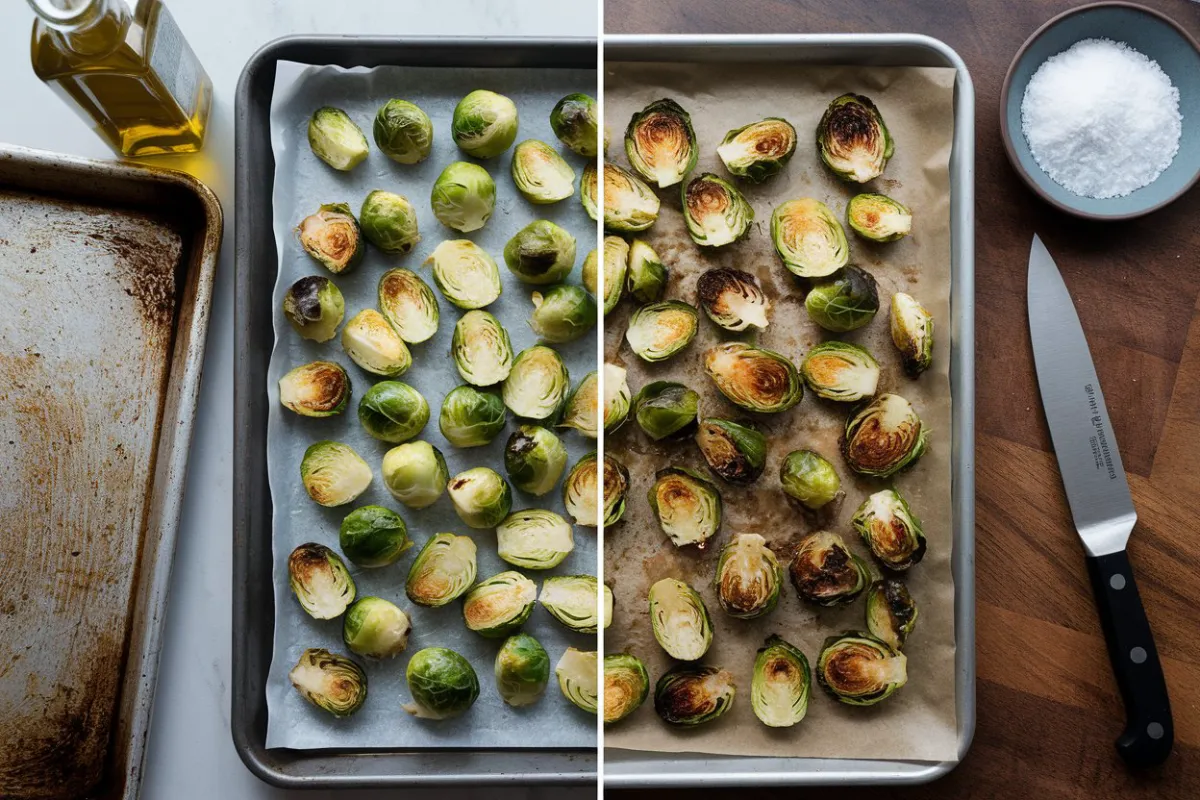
[28, 0, 130, 55]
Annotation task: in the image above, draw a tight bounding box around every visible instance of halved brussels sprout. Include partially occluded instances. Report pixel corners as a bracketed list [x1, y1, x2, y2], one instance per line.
[716, 117, 797, 183]
[817, 633, 907, 706]
[452, 90, 519, 158]
[555, 647, 598, 714]
[373, 99, 433, 164]
[529, 285, 596, 344]
[289, 648, 367, 717]
[649, 467, 722, 549]
[297, 203, 363, 274]
[283, 275, 344, 342]
[360, 190, 420, 254]
[801, 342, 879, 402]
[581, 247, 599, 294]
[694, 418, 767, 484]
[559, 371, 599, 439]
[696, 267, 770, 331]
[308, 107, 368, 171]
[779, 449, 841, 510]
[625, 98, 698, 188]
[866, 579, 918, 650]
[655, 664, 735, 726]
[341, 308, 412, 378]
[563, 453, 600, 527]
[805, 266, 880, 332]
[704, 342, 803, 413]
[511, 139, 575, 204]
[463, 570, 538, 638]
[496, 509, 574, 570]
[603, 453, 631, 526]
[495, 633, 551, 707]
[581, 161, 598, 220]
[279, 360, 350, 417]
[625, 301, 698, 363]
[342, 596, 411, 658]
[890, 292, 933, 377]
[288, 542, 356, 619]
[603, 362, 631, 434]
[502, 345, 570, 421]
[431, 161, 496, 233]
[602, 235, 628, 315]
[649, 578, 712, 660]
[452, 310, 514, 387]
[540, 574, 603, 633]
[424, 240, 502, 310]
[604, 653, 650, 724]
[382, 440, 448, 509]
[378, 268, 440, 344]
[771, 198, 848, 278]
[339, 505, 412, 568]
[447, 467, 513, 529]
[817, 94, 894, 184]
[403, 647, 480, 719]
[626, 239, 668, 304]
[752, 635, 810, 728]
[852, 488, 926, 570]
[633, 381, 699, 441]
[603, 162, 660, 233]
[505, 425, 568, 496]
[715, 533, 781, 619]
[682, 173, 754, 248]
[300, 440, 372, 507]
[551, 92, 599, 157]
[439, 386, 507, 448]
[504, 220, 577, 285]
[357, 381, 429, 443]
[406, 533, 477, 607]
[847, 193, 912, 242]
[788, 531, 869, 607]
[843, 393, 928, 477]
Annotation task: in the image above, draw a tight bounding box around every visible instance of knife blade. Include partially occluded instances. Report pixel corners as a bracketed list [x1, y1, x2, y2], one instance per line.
[1028, 234, 1173, 767]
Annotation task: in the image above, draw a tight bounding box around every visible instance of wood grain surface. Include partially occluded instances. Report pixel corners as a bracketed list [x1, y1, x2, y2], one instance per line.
[604, 1, 1200, 797]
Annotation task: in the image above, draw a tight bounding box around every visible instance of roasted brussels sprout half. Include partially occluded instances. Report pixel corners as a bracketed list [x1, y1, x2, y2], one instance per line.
[752, 635, 810, 728]
[357, 381, 429, 443]
[633, 381, 699, 441]
[603, 162, 660, 233]
[817, 94, 894, 184]
[463, 570, 538, 638]
[805, 266, 880, 333]
[540, 574, 604, 633]
[715, 533, 782, 619]
[406, 533, 477, 607]
[890, 292, 934, 377]
[495, 633, 550, 707]
[649, 467, 722, 549]
[649, 578, 712, 660]
[342, 596, 411, 659]
[559, 370, 599, 439]
[655, 664, 735, 726]
[341, 308, 412, 378]
[682, 173, 754, 247]
[603, 362, 631, 434]
[529, 285, 596, 344]
[288, 542, 356, 619]
[511, 139, 575, 204]
[801, 342, 879, 402]
[704, 342, 803, 413]
[496, 509, 575, 570]
[626, 239, 668, 304]
[563, 453, 600, 527]
[852, 488, 927, 570]
[308, 107, 368, 171]
[602, 235, 628, 315]
[771, 198, 848, 278]
[603, 453, 631, 526]
[439, 385, 507, 448]
[789, 531, 869, 607]
[283, 275, 345, 342]
[297, 203, 363, 274]
[447, 467, 513, 529]
[504, 220, 576, 285]
[843, 393, 928, 478]
[339, 505, 412, 568]
[625, 301, 699, 363]
[866, 579, 918, 650]
[581, 162, 599, 221]
[502, 345, 570, 421]
[779, 449, 841, 510]
[694, 418, 767, 484]
[378, 267, 440, 344]
[300, 440, 372, 507]
[847, 193, 912, 242]
[716, 117, 797, 183]
[403, 647, 480, 719]
[604, 653, 650, 724]
[381, 440, 449, 509]
[424, 239, 502, 310]
[452, 310, 514, 387]
[373, 99, 433, 164]
[279, 360, 350, 417]
[551, 92, 600, 157]
[360, 190, 420, 254]
[696, 267, 770, 332]
[556, 647, 598, 714]
[451, 89, 519, 158]
[505, 425, 568, 496]
[817, 633, 907, 706]
[625, 98, 698, 188]
[290, 648, 367, 717]
[430, 161, 496, 233]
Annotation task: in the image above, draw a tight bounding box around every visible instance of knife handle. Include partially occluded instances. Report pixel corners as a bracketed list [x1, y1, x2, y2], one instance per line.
[1085, 550, 1173, 767]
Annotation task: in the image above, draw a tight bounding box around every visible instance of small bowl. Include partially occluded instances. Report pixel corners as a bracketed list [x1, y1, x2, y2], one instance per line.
[1000, 1, 1200, 220]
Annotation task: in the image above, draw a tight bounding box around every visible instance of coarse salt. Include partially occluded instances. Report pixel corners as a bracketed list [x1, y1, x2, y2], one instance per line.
[1020, 38, 1181, 199]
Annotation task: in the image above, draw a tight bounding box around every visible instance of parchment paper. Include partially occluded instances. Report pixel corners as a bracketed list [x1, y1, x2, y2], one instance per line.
[264, 61, 598, 749]
[603, 63, 958, 761]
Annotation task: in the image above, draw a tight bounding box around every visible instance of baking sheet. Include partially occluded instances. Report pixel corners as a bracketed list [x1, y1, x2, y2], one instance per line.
[603, 62, 958, 761]
[264, 61, 598, 750]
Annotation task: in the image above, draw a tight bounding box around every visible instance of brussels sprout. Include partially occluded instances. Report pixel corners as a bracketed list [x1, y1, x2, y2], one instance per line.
[529, 285, 596, 344]
[625, 301, 698, 363]
[297, 203, 363, 274]
[604, 653, 650, 724]
[452, 310, 514, 387]
[817, 94, 894, 183]
[682, 173, 754, 248]
[378, 268, 440, 344]
[603, 362, 631, 434]
[624, 98, 698, 188]
[447, 467, 513, 529]
[559, 370, 599, 439]
[373, 99, 433, 164]
[716, 117, 797, 183]
[551, 92, 600, 157]
[704, 342, 803, 413]
[602, 235, 628, 315]
[843, 393, 928, 478]
[342, 596, 411, 658]
[715, 533, 781, 619]
[511, 139, 575, 204]
[339, 505, 412, 568]
[357, 381, 429, 443]
[847, 193, 912, 242]
[308, 107, 368, 171]
[540, 574, 603, 633]
[502, 345, 570, 421]
[625, 239, 668, 304]
[382, 440, 449, 509]
[406, 533, 477, 607]
[422, 239, 502, 310]
[752, 635, 810, 728]
[403, 647, 480, 719]
[288, 542, 356, 619]
[890, 292, 934, 377]
[496, 509, 574, 570]
[439, 386, 507, 448]
[648, 578, 712, 660]
[451, 90, 519, 159]
[279, 360, 350, 417]
[360, 190, 420, 254]
[655, 664, 735, 726]
[430, 161, 497, 233]
[806, 266, 880, 333]
[771, 198, 848, 278]
[603, 162, 660, 233]
[504, 425, 568, 496]
[779, 449, 841, 510]
[504, 220, 577, 285]
[852, 488, 926, 570]
[696, 268, 770, 332]
[463, 570, 538, 638]
[283, 275, 345, 342]
[300, 441, 372, 507]
[694, 418, 767, 484]
[633, 381, 699, 441]
[788, 531, 869, 607]
[340, 309, 412, 378]
[581, 247, 599, 294]
[495, 633, 551, 707]
[581, 162, 598, 221]
[817, 633, 907, 706]
[866, 579, 918, 650]
[603, 453, 631, 526]
[649, 467, 722, 549]
[801, 342, 879, 402]
[555, 647, 598, 714]
[563, 453, 599, 527]
[289, 648, 367, 717]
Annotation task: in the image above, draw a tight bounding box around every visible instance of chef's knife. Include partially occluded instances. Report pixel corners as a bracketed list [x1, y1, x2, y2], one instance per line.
[1027, 234, 1173, 767]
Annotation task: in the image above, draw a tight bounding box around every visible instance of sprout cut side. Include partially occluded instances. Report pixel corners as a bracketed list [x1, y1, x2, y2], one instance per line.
[502, 345, 570, 421]
[381, 440, 449, 509]
[847, 193, 912, 242]
[279, 360, 350, 417]
[424, 239, 502, 310]
[462, 570, 538, 638]
[360, 190, 420, 255]
[801, 341, 880, 402]
[852, 488, 927, 570]
[843, 393, 928, 478]
[403, 647, 480, 719]
[373, 99, 433, 164]
[788, 531, 869, 607]
[452, 310, 514, 387]
[357, 380, 429, 443]
[439, 385, 507, 448]
[716, 117, 797, 183]
[715, 533, 782, 620]
[625, 301, 699, 363]
[406, 533, 478, 607]
[447, 467, 513, 529]
[696, 267, 770, 331]
[581, 162, 599, 221]
[563, 453, 600, 527]
[342, 596, 411, 659]
[649, 578, 713, 661]
[624, 98, 698, 188]
[817, 94, 894, 183]
[289, 648, 367, 717]
[308, 107, 368, 171]
[890, 292, 934, 377]
[496, 509, 575, 570]
[431, 161, 497, 233]
[503, 220, 577, 285]
[495, 633, 550, 707]
[603, 362, 631, 434]
[341, 308, 412, 378]
[339, 505, 412, 568]
[817, 633, 907, 706]
[559, 371, 599, 439]
[602, 235, 628, 315]
[694, 418, 767, 484]
[300, 440, 373, 507]
[751, 635, 810, 728]
[771, 198, 848, 278]
[540, 574, 603, 633]
[603, 162, 660, 233]
[866, 579, 919, 650]
[297, 203, 363, 274]
[779, 449, 841, 511]
[451, 89, 519, 159]
[550, 92, 600, 157]
[511, 139, 576, 204]
[604, 653, 650, 724]
[682, 173, 754, 247]
[805, 265, 880, 333]
[378, 268, 440, 344]
[649, 467, 722, 549]
[603, 453, 631, 526]
[283, 275, 345, 342]
[555, 647, 599, 714]
[632, 381, 699, 441]
[504, 425, 568, 496]
[288, 542, 356, 619]
[654, 664, 735, 726]
[704, 342, 803, 413]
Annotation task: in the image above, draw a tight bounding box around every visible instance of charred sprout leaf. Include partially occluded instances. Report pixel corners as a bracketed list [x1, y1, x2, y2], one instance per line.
[301, 441, 373, 507]
[633, 381, 699, 441]
[297, 203, 363, 274]
[890, 292, 934, 377]
[290, 648, 367, 717]
[801, 341, 879, 402]
[603, 162, 660, 233]
[452, 310, 514, 387]
[357, 381, 429, 443]
[843, 393, 928, 478]
[378, 268, 440, 344]
[771, 198, 848, 278]
[779, 449, 841, 510]
[373, 99, 433, 164]
[682, 173, 754, 247]
[556, 647, 598, 714]
[602, 235, 628, 315]
[625, 98, 698, 188]
[360, 190, 420, 254]
[581, 161, 599, 221]
[847, 193, 911, 242]
[463, 570, 538, 638]
[382, 440, 448, 509]
[406, 533, 477, 607]
[341, 308, 412, 378]
[649, 578, 713, 660]
[540, 574, 603, 633]
[704, 342, 803, 413]
[529, 284, 596, 344]
[308, 107, 368, 171]
[805, 266, 880, 333]
[563, 453, 600, 527]
[551, 92, 600, 157]
[504, 220, 577, 285]
[649, 467, 722, 549]
[496, 509, 574, 570]
[655, 664, 735, 726]
[604, 653, 650, 724]
[625, 301, 699, 363]
[424, 239, 502, 310]
[451, 90, 519, 159]
[431, 161, 496, 233]
[447, 467, 513, 529]
[283, 275, 345, 342]
[279, 360, 350, 417]
[603, 453, 631, 526]
[696, 267, 770, 331]
[495, 633, 550, 707]
[789, 531, 869, 607]
[817, 94, 894, 184]
[694, 418, 767, 484]
[866, 579, 918, 650]
[817, 633, 907, 706]
[504, 425, 568, 496]
[715, 533, 781, 619]
[716, 117, 797, 183]
[626, 239, 668, 304]
[511, 139, 575, 204]
[852, 488, 927, 570]
[439, 385, 507, 448]
[559, 370, 599, 439]
[502, 345, 570, 421]
[752, 635, 810, 728]
[288, 542, 356, 619]
[403, 647, 480, 719]
[342, 596, 411, 659]
[603, 362, 631, 434]
[339, 505, 412, 568]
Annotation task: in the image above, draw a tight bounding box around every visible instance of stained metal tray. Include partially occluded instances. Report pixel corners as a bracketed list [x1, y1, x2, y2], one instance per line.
[602, 33, 976, 788]
[0, 144, 220, 799]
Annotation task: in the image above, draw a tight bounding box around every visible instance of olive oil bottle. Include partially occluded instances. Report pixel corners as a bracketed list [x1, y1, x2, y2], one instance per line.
[29, 0, 212, 157]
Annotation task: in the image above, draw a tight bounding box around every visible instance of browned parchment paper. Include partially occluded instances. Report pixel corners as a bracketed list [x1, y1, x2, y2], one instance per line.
[603, 62, 958, 761]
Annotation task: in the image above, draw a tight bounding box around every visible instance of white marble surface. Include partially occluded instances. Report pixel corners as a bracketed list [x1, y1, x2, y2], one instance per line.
[0, 1, 596, 797]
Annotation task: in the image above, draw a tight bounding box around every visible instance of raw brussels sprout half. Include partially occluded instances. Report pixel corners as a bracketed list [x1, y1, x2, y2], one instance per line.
[462, 570, 538, 638]
[649, 467, 722, 549]
[529, 284, 596, 344]
[890, 292, 934, 377]
[581, 161, 599, 221]
[551, 92, 600, 157]
[341, 308, 412, 378]
[308, 107, 368, 171]
[779, 449, 841, 510]
[360, 190, 420, 254]
[788, 531, 869, 607]
[715, 533, 782, 619]
[288, 542, 356, 619]
[342, 596, 411, 659]
[496, 509, 575, 570]
[694, 418, 767, 484]
[604, 653, 650, 724]
[771, 198, 848, 278]
[696, 267, 770, 332]
[339, 505, 412, 568]
[279, 360, 350, 417]
[511, 139, 575, 204]
[503, 220, 577, 285]
[603, 162, 660, 233]
[502, 345, 570, 421]
[431, 161, 497, 233]
[716, 117, 797, 183]
[504, 425, 568, 496]
[624, 98, 698, 188]
[817, 94, 894, 184]
[682, 173, 754, 248]
[559, 370, 599, 439]
[563, 453, 600, 527]
[283, 275, 344, 342]
[357, 380, 429, 443]
[602, 235, 628, 315]
[801, 341, 879, 402]
[866, 579, 919, 650]
[540, 574, 604, 633]
[581, 248, 599, 294]
[817, 633, 907, 706]
[649, 578, 713, 661]
[752, 635, 810, 728]
[300, 440, 373, 507]
[626, 239, 668, 304]
[297, 202, 363, 274]
[843, 393, 928, 478]
[289, 648, 367, 717]
[625, 300, 699, 363]
[373, 99, 433, 164]
[603, 362, 631, 434]
[447, 467, 513, 529]
[847, 192, 912, 242]
[382, 440, 449, 509]
[852, 488, 927, 570]
[655, 664, 735, 726]
[495, 633, 551, 707]
[403, 647, 480, 719]
[378, 268, 440, 344]
[424, 239, 502, 310]
[555, 647, 598, 714]
[452, 310, 514, 387]
[633, 381, 699, 441]
[805, 266, 880, 333]
[406, 533, 478, 607]
[451, 89, 519, 158]
[439, 386, 507, 448]
[704, 342, 803, 413]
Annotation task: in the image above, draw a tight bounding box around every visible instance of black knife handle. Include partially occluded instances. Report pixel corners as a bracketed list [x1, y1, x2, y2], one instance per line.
[1085, 550, 1173, 767]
